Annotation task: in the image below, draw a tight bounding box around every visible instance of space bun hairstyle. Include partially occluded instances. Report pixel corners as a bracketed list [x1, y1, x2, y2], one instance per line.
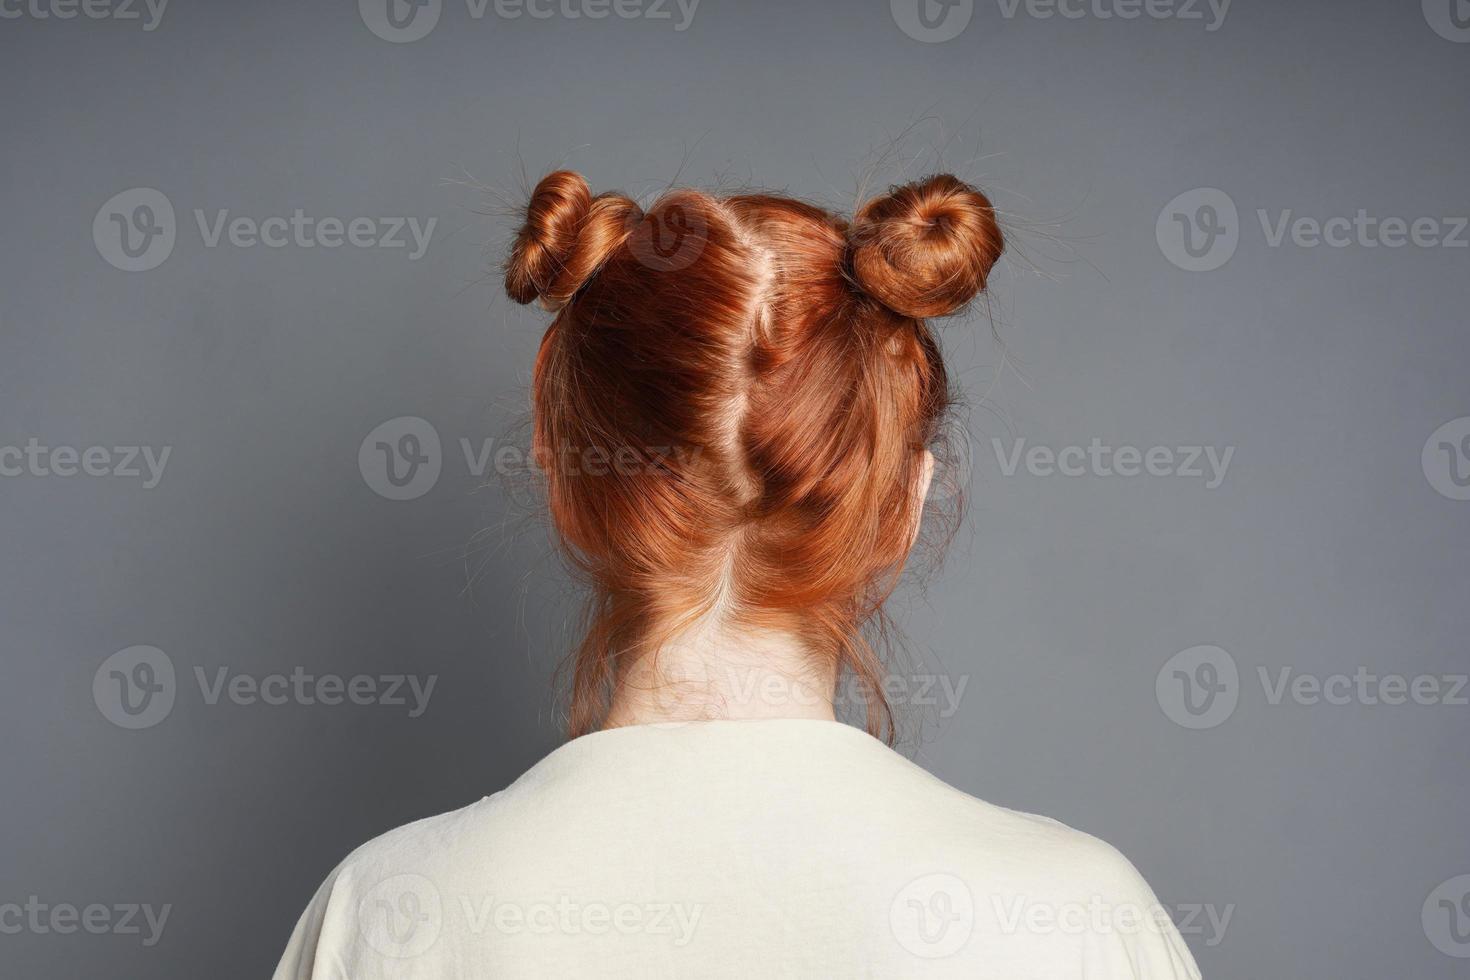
[849, 173, 1004, 319]
[506, 170, 1004, 741]
[505, 170, 643, 311]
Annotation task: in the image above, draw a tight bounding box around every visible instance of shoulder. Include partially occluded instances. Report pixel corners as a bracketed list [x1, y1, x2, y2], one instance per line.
[977, 801, 1164, 900]
[913, 757, 1172, 899]
[965, 812, 1202, 978]
[271, 800, 494, 979]
[316, 796, 495, 892]
[868, 749, 1202, 977]
[868, 743, 1137, 865]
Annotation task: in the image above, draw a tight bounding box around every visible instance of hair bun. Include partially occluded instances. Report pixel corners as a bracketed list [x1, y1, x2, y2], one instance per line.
[849, 174, 1004, 319]
[505, 170, 646, 311]
[505, 171, 593, 307]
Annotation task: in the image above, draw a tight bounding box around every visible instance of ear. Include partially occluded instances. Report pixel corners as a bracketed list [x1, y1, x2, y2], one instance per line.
[908, 449, 935, 548]
[918, 448, 935, 501]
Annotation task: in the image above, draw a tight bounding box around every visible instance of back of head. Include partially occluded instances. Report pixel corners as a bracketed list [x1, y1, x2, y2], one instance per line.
[504, 170, 1004, 739]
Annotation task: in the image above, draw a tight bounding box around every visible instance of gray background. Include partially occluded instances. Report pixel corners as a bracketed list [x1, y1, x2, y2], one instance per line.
[2, 0, 1468, 976]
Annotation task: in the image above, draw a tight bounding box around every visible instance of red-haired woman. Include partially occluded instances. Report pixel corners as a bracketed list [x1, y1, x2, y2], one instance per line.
[274, 172, 1201, 979]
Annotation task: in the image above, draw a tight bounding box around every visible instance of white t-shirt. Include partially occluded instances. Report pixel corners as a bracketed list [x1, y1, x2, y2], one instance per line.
[273, 719, 1201, 979]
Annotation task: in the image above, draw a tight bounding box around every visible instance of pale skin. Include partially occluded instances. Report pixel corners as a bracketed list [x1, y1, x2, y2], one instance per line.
[603, 450, 935, 729]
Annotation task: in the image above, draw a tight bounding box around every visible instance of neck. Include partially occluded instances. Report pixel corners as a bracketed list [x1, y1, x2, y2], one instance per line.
[602, 624, 837, 729]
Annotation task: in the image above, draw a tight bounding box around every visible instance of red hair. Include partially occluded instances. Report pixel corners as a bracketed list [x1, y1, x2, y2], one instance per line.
[505, 171, 1004, 740]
